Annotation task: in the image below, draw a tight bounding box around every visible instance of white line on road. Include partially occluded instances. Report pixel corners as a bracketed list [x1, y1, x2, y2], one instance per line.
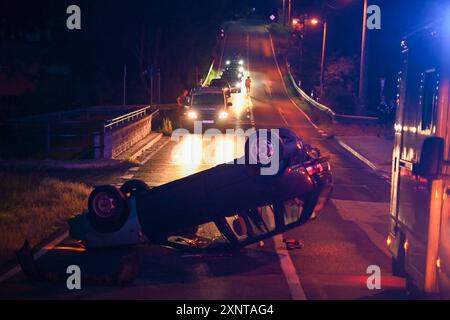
[139, 138, 171, 165]
[274, 234, 307, 300]
[335, 138, 378, 171]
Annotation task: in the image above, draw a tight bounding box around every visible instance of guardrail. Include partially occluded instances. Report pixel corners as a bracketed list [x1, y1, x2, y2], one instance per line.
[286, 65, 379, 125]
[104, 106, 158, 130]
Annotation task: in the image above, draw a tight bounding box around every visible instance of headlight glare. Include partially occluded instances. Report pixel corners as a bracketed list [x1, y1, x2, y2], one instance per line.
[187, 111, 198, 119]
[219, 111, 228, 119]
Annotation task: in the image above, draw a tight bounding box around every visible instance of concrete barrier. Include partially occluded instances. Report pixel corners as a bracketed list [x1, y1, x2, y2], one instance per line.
[95, 110, 161, 160]
[110, 114, 152, 159]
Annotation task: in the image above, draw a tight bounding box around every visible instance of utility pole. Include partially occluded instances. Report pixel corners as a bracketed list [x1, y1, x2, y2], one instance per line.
[320, 21, 328, 97]
[158, 68, 161, 105]
[282, 0, 286, 26]
[358, 0, 369, 115]
[150, 66, 154, 105]
[122, 65, 127, 106]
[288, 0, 292, 26]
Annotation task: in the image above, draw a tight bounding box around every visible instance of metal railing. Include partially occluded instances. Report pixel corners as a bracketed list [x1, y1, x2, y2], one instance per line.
[1, 105, 163, 159]
[286, 65, 379, 124]
[104, 106, 159, 130]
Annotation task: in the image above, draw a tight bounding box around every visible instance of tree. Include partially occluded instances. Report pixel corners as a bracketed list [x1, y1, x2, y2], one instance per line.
[319, 56, 359, 115]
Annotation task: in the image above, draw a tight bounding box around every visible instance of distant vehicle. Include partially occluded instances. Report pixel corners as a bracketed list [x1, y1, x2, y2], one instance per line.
[221, 69, 243, 93]
[388, 20, 450, 297]
[225, 58, 244, 69]
[224, 58, 246, 78]
[182, 87, 232, 130]
[68, 128, 333, 251]
[209, 78, 231, 97]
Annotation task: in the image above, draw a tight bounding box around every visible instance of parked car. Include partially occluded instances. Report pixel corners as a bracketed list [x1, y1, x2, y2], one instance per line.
[209, 78, 231, 97]
[182, 87, 232, 131]
[68, 128, 333, 251]
[221, 69, 243, 93]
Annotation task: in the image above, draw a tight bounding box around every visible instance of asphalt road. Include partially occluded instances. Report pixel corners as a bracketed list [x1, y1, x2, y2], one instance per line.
[0, 21, 406, 300]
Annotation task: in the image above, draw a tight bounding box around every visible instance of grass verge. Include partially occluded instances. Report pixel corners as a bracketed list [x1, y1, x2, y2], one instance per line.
[0, 172, 91, 266]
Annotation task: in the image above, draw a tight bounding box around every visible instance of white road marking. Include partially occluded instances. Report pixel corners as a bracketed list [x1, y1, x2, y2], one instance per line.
[274, 234, 308, 300]
[139, 138, 171, 165]
[335, 138, 378, 171]
[246, 31, 255, 127]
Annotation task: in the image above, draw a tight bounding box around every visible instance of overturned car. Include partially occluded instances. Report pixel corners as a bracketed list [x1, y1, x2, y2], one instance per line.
[69, 128, 333, 251]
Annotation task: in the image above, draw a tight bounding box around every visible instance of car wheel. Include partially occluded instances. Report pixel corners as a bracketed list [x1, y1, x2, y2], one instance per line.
[87, 185, 129, 234]
[120, 179, 149, 198]
[244, 130, 285, 170]
[392, 257, 406, 277]
[392, 233, 406, 277]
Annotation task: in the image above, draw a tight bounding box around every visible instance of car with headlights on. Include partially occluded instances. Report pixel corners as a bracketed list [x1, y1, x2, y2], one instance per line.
[221, 69, 243, 93]
[182, 87, 232, 131]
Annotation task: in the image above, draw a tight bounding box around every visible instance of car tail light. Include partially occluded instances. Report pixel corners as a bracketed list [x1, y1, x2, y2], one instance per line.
[305, 163, 323, 176]
[304, 159, 330, 176]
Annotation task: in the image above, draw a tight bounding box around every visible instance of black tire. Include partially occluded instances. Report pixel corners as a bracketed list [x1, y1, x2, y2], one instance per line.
[392, 233, 406, 277]
[87, 185, 129, 234]
[406, 275, 422, 298]
[392, 257, 406, 277]
[120, 179, 149, 198]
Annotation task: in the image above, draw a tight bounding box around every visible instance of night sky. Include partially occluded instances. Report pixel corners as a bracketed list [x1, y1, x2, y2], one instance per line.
[0, 0, 446, 117]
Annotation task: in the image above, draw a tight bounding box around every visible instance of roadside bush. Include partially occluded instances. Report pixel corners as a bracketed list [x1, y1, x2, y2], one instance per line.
[159, 118, 173, 136]
[319, 56, 359, 115]
[321, 85, 357, 115]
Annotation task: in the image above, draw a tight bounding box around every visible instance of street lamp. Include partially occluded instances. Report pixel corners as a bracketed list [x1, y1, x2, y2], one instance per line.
[320, 21, 328, 97]
[303, 18, 327, 97]
[358, 0, 369, 115]
[310, 18, 320, 26]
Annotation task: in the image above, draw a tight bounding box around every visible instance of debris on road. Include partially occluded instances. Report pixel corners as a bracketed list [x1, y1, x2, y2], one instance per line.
[283, 238, 304, 250]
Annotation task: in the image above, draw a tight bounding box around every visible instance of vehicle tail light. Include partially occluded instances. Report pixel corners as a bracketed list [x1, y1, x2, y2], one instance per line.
[305, 163, 323, 176]
[303, 158, 330, 176]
